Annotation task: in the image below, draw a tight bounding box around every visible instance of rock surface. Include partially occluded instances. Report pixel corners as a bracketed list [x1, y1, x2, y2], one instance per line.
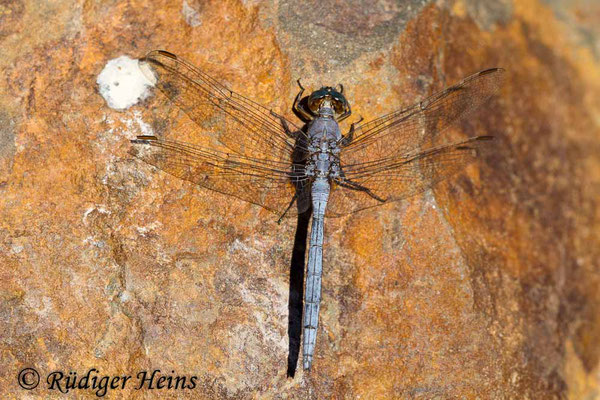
[1, 0, 600, 398]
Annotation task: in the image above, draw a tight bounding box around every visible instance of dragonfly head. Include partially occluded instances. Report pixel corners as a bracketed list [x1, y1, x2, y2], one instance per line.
[307, 86, 350, 120]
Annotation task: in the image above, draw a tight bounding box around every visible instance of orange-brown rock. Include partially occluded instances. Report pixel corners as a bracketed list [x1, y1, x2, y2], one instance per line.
[1, 0, 599, 398]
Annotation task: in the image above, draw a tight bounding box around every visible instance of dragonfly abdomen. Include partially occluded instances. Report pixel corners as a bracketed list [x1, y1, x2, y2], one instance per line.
[303, 178, 330, 370]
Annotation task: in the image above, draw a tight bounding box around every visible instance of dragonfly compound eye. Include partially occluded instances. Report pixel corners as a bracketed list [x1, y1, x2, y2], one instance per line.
[308, 87, 349, 115]
[329, 91, 349, 114]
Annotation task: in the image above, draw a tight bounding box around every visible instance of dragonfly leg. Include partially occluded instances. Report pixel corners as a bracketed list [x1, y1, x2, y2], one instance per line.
[339, 116, 363, 147]
[294, 106, 313, 123]
[277, 192, 299, 224]
[336, 110, 351, 123]
[336, 178, 386, 203]
[293, 78, 305, 108]
[270, 110, 298, 139]
[293, 79, 313, 122]
[336, 102, 352, 124]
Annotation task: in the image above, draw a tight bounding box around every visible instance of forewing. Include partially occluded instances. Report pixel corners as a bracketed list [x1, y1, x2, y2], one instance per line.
[326, 136, 492, 216]
[341, 68, 504, 165]
[130, 136, 311, 216]
[139, 50, 306, 160]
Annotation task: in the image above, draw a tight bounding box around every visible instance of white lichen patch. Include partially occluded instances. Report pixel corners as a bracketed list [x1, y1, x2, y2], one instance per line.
[182, 0, 202, 27]
[121, 110, 154, 136]
[97, 55, 155, 111]
[83, 204, 111, 224]
[135, 221, 163, 236]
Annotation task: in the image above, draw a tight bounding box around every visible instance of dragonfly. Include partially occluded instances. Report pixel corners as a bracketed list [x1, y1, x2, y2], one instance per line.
[129, 50, 504, 370]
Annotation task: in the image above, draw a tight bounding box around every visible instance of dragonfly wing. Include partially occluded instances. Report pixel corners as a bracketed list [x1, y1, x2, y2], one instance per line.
[341, 68, 504, 166]
[326, 136, 493, 216]
[130, 136, 311, 216]
[139, 50, 307, 160]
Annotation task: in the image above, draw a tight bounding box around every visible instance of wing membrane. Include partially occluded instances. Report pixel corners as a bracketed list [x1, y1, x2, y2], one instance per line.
[326, 136, 493, 216]
[139, 50, 306, 160]
[130, 136, 311, 215]
[341, 68, 504, 165]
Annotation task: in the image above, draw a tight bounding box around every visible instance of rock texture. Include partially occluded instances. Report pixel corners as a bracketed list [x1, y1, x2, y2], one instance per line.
[1, 0, 600, 398]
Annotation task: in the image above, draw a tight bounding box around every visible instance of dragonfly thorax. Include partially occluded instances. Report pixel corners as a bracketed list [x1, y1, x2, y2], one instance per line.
[305, 123, 342, 179]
